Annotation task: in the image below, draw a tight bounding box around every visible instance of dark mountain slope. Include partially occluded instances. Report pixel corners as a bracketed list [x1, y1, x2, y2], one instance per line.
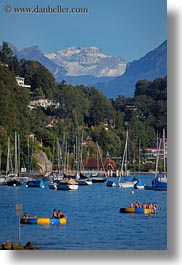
[96, 40, 167, 97]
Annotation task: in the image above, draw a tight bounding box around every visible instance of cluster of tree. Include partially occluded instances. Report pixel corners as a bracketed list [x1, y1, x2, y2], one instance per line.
[0, 42, 167, 172]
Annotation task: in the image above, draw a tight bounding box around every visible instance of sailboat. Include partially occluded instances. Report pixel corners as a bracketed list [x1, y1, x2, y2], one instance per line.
[49, 139, 65, 189]
[24, 138, 45, 188]
[118, 130, 137, 188]
[145, 129, 167, 191]
[73, 131, 92, 186]
[6, 133, 22, 186]
[133, 139, 144, 189]
[90, 142, 107, 183]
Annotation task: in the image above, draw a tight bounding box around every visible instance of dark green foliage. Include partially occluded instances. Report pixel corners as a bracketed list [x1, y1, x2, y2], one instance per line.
[0, 42, 21, 75]
[55, 83, 90, 126]
[87, 87, 115, 126]
[21, 60, 57, 98]
[134, 77, 167, 133]
[0, 65, 23, 133]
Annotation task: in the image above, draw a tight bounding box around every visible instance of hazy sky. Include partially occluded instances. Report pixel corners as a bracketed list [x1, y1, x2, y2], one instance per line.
[0, 0, 166, 61]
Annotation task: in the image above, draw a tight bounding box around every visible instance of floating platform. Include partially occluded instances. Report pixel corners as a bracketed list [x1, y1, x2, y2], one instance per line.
[20, 217, 67, 225]
[119, 207, 157, 214]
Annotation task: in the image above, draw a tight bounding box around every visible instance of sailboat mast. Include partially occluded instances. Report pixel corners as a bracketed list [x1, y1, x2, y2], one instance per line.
[18, 134, 21, 176]
[163, 129, 166, 173]
[0, 147, 2, 175]
[6, 137, 10, 176]
[14, 132, 18, 176]
[79, 129, 84, 172]
[96, 141, 106, 174]
[122, 130, 128, 173]
[155, 138, 162, 179]
[138, 138, 141, 172]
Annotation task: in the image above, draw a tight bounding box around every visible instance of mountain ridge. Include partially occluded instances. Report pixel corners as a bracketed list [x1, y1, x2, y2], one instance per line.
[16, 45, 67, 81]
[95, 40, 167, 97]
[6, 40, 167, 97]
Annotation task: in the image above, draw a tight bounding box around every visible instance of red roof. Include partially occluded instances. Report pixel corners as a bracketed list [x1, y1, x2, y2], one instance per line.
[83, 157, 117, 170]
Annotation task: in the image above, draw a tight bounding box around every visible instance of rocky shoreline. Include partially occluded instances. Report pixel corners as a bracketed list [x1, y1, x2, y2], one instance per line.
[0, 240, 39, 250]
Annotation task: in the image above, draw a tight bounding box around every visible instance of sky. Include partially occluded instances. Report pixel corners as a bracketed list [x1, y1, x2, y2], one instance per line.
[0, 0, 167, 62]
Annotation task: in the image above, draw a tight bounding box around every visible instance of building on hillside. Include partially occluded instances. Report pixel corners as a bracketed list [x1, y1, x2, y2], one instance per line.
[29, 97, 59, 110]
[0, 63, 8, 67]
[16, 76, 31, 88]
[82, 157, 117, 171]
[104, 118, 115, 130]
[141, 138, 167, 164]
[46, 116, 59, 128]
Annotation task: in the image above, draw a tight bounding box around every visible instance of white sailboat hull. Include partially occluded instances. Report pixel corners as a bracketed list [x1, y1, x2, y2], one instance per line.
[118, 182, 135, 188]
[57, 183, 78, 190]
[77, 179, 92, 185]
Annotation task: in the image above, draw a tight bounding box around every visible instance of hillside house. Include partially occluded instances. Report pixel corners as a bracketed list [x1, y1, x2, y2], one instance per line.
[16, 76, 31, 88]
[46, 116, 59, 128]
[82, 157, 117, 171]
[29, 97, 59, 110]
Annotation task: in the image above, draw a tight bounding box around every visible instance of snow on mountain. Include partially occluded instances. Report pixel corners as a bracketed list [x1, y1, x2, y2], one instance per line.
[45, 47, 127, 77]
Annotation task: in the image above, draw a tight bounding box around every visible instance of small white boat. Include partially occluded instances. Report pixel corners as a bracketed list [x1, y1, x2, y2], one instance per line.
[57, 178, 78, 190]
[118, 181, 135, 188]
[118, 130, 136, 189]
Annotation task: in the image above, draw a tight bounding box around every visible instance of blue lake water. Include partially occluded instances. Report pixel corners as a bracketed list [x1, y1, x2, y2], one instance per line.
[0, 174, 167, 250]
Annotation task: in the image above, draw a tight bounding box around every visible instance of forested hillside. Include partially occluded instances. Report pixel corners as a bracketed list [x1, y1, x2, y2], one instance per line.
[0, 42, 167, 172]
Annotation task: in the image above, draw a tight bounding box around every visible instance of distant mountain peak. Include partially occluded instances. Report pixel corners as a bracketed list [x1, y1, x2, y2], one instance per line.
[20, 45, 42, 53]
[15, 44, 67, 80]
[45, 46, 127, 77]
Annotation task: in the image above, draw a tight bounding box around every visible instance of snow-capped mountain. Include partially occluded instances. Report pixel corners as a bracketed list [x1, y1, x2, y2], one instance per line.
[45, 46, 127, 77]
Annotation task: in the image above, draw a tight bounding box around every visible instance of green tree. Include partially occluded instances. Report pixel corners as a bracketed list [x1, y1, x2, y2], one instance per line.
[0, 42, 21, 75]
[21, 60, 57, 98]
[134, 80, 152, 97]
[0, 65, 19, 132]
[88, 87, 115, 126]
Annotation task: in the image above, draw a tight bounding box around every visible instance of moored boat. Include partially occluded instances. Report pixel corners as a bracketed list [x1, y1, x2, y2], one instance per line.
[118, 131, 137, 188]
[118, 178, 136, 188]
[145, 130, 167, 191]
[49, 181, 58, 190]
[106, 180, 116, 187]
[134, 179, 145, 189]
[20, 216, 67, 225]
[145, 175, 167, 191]
[0, 175, 7, 185]
[76, 178, 92, 185]
[7, 179, 22, 186]
[25, 179, 45, 188]
[57, 178, 78, 190]
[90, 173, 107, 183]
